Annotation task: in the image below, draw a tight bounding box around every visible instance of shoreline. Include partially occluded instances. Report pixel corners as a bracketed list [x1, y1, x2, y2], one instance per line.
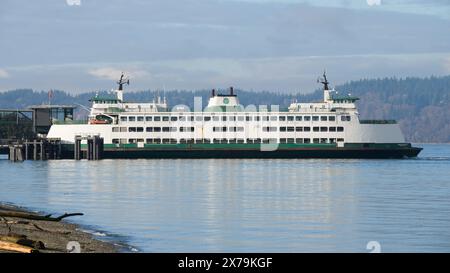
[0, 203, 123, 253]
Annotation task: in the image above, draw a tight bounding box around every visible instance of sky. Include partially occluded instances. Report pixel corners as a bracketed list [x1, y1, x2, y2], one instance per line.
[0, 0, 450, 94]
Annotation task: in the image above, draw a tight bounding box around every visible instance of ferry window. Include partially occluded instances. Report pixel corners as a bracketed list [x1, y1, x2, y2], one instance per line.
[279, 116, 286, 121]
[171, 116, 178, 122]
[162, 116, 169, 122]
[255, 116, 260, 121]
[280, 138, 287, 144]
[129, 127, 137, 132]
[120, 116, 127, 122]
[328, 116, 335, 121]
[280, 127, 287, 132]
[129, 116, 136, 122]
[112, 139, 119, 144]
[213, 116, 220, 122]
[213, 139, 220, 144]
[237, 139, 245, 144]
[337, 138, 344, 142]
[120, 127, 127, 132]
[204, 139, 211, 144]
[296, 127, 303, 132]
[146, 139, 152, 144]
[313, 138, 320, 143]
[162, 127, 170, 132]
[162, 138, 171, 144]
[329, 138, 336, 143]
[229, 139, 237, 144]
[337, 127, 344, 132]
[329, 127, 336, 132]
[220, 139, 228, 144]
[137, 139, 144, 143]
[270, 116, 278, 122]
[154, 138, 161, 144]
[320, 127, 328, 132]
[237, 127, 244, 132]
[295, 116, 302, 121]
[320, 138, 327, 143]
[313, 127, 320, 132]
[341, 115, 351, 121]
[287, 138, 295, 143]
[287, 127, 295, 132]
[154, 127, 161, 132]
[112, 127, 120, 132]
[312, 116, 319, 122]
[246, 116, 252, 121]
[179, 116, 186, 122]
[189, 116, 195, 121]
[129, 139, 137, 144]
[195, 139, 203, 144]
[229, 127, 236, 132]
[137, 127, 144, 132]
[296, 138, 303, 144]
[170, 127, 177, 132]
[263, 127, 277, 132]
[146, 127, 153, 132]
[304, 138, 311, 144]
[222, 116, 227, 122]
[304, 127, 311, 132]
[304, 116, 311, 121]
[254, 138, 262, 144]
[146, 116, 152, 121]
[229, 116, 236, 122]
[262, 116, 269, 121]
[137, 116, 144, 122]
[204, 116, 211, 122]
[321, 116, 327, 121]
[195, 116, 202, 122]
[180, 139, 187, 144]
[154, 116, 161, 121]
[238, 116, 245, 121]
[120, 139, 127, 144]
[287, 116, 294, 122]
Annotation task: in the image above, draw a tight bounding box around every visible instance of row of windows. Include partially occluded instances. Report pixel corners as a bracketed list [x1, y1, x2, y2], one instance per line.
[112, 138, 345, 145]
[120, 115, 351, 122]
[114, 126, 344, 133]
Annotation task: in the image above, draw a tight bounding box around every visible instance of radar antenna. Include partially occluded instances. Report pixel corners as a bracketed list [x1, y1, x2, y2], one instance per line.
[317, 70, 330, 91]
[117, 73, 130, 91]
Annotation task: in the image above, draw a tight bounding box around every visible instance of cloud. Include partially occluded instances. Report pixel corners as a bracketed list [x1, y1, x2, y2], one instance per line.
[0, 69, 10, 78]
[88, 67, 150, 81]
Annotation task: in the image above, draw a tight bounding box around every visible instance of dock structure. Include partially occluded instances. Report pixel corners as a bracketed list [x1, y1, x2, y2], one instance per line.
[74, 135, 104, 160]
[5, 139, 64, 162]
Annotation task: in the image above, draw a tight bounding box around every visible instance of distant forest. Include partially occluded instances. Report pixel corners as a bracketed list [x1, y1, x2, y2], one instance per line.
[1, 76, 449, 143]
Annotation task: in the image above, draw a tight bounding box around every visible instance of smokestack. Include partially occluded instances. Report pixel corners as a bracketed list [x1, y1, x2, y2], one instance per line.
[230, 86, 234, 96]
[212, 89, 216, 97]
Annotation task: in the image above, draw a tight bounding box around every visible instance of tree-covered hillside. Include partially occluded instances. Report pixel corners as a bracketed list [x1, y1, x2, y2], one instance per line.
[1, 76, 449, 142]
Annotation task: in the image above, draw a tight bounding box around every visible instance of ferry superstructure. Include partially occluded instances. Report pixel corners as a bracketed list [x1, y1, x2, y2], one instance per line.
[47, 73, 422, 158]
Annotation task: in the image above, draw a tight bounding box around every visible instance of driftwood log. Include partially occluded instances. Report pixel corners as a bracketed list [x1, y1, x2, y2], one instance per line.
[0, 210, 83, 222]
[0, 235, 45, 249]
[0, 241, 38, 253]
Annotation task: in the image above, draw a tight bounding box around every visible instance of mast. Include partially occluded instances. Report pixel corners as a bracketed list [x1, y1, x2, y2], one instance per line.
[116, 73, 129, 101]
[318, 70, 331, 102]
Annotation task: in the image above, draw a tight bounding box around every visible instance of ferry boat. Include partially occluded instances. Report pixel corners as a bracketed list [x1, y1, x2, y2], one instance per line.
[47, 73, 422, 158]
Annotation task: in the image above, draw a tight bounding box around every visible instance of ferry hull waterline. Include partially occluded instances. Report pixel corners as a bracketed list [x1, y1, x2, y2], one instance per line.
[48, 73, 422, 159]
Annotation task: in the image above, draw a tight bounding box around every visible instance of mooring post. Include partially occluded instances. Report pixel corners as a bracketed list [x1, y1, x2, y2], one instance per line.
[33, 140, 37, 160]
[25, 142, 29, 160]
[74, 136, 81, 160]
[87, 137, 93, 160]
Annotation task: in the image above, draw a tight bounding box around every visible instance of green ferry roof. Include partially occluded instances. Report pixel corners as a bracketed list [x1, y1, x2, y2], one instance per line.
[331, 95, 359, 102]
[89, 96, 121, 102]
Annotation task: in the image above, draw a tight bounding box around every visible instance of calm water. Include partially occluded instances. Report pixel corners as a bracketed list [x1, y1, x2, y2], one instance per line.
[1, 144, 450, 252]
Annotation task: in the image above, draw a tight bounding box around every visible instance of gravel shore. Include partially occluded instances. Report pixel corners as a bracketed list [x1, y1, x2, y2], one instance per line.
[0, 203, 119, 253]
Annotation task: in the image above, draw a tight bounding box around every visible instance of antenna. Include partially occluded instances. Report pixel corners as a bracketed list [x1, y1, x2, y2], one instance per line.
[117, 72, 130, 91]
[317, 70, 330, 91]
